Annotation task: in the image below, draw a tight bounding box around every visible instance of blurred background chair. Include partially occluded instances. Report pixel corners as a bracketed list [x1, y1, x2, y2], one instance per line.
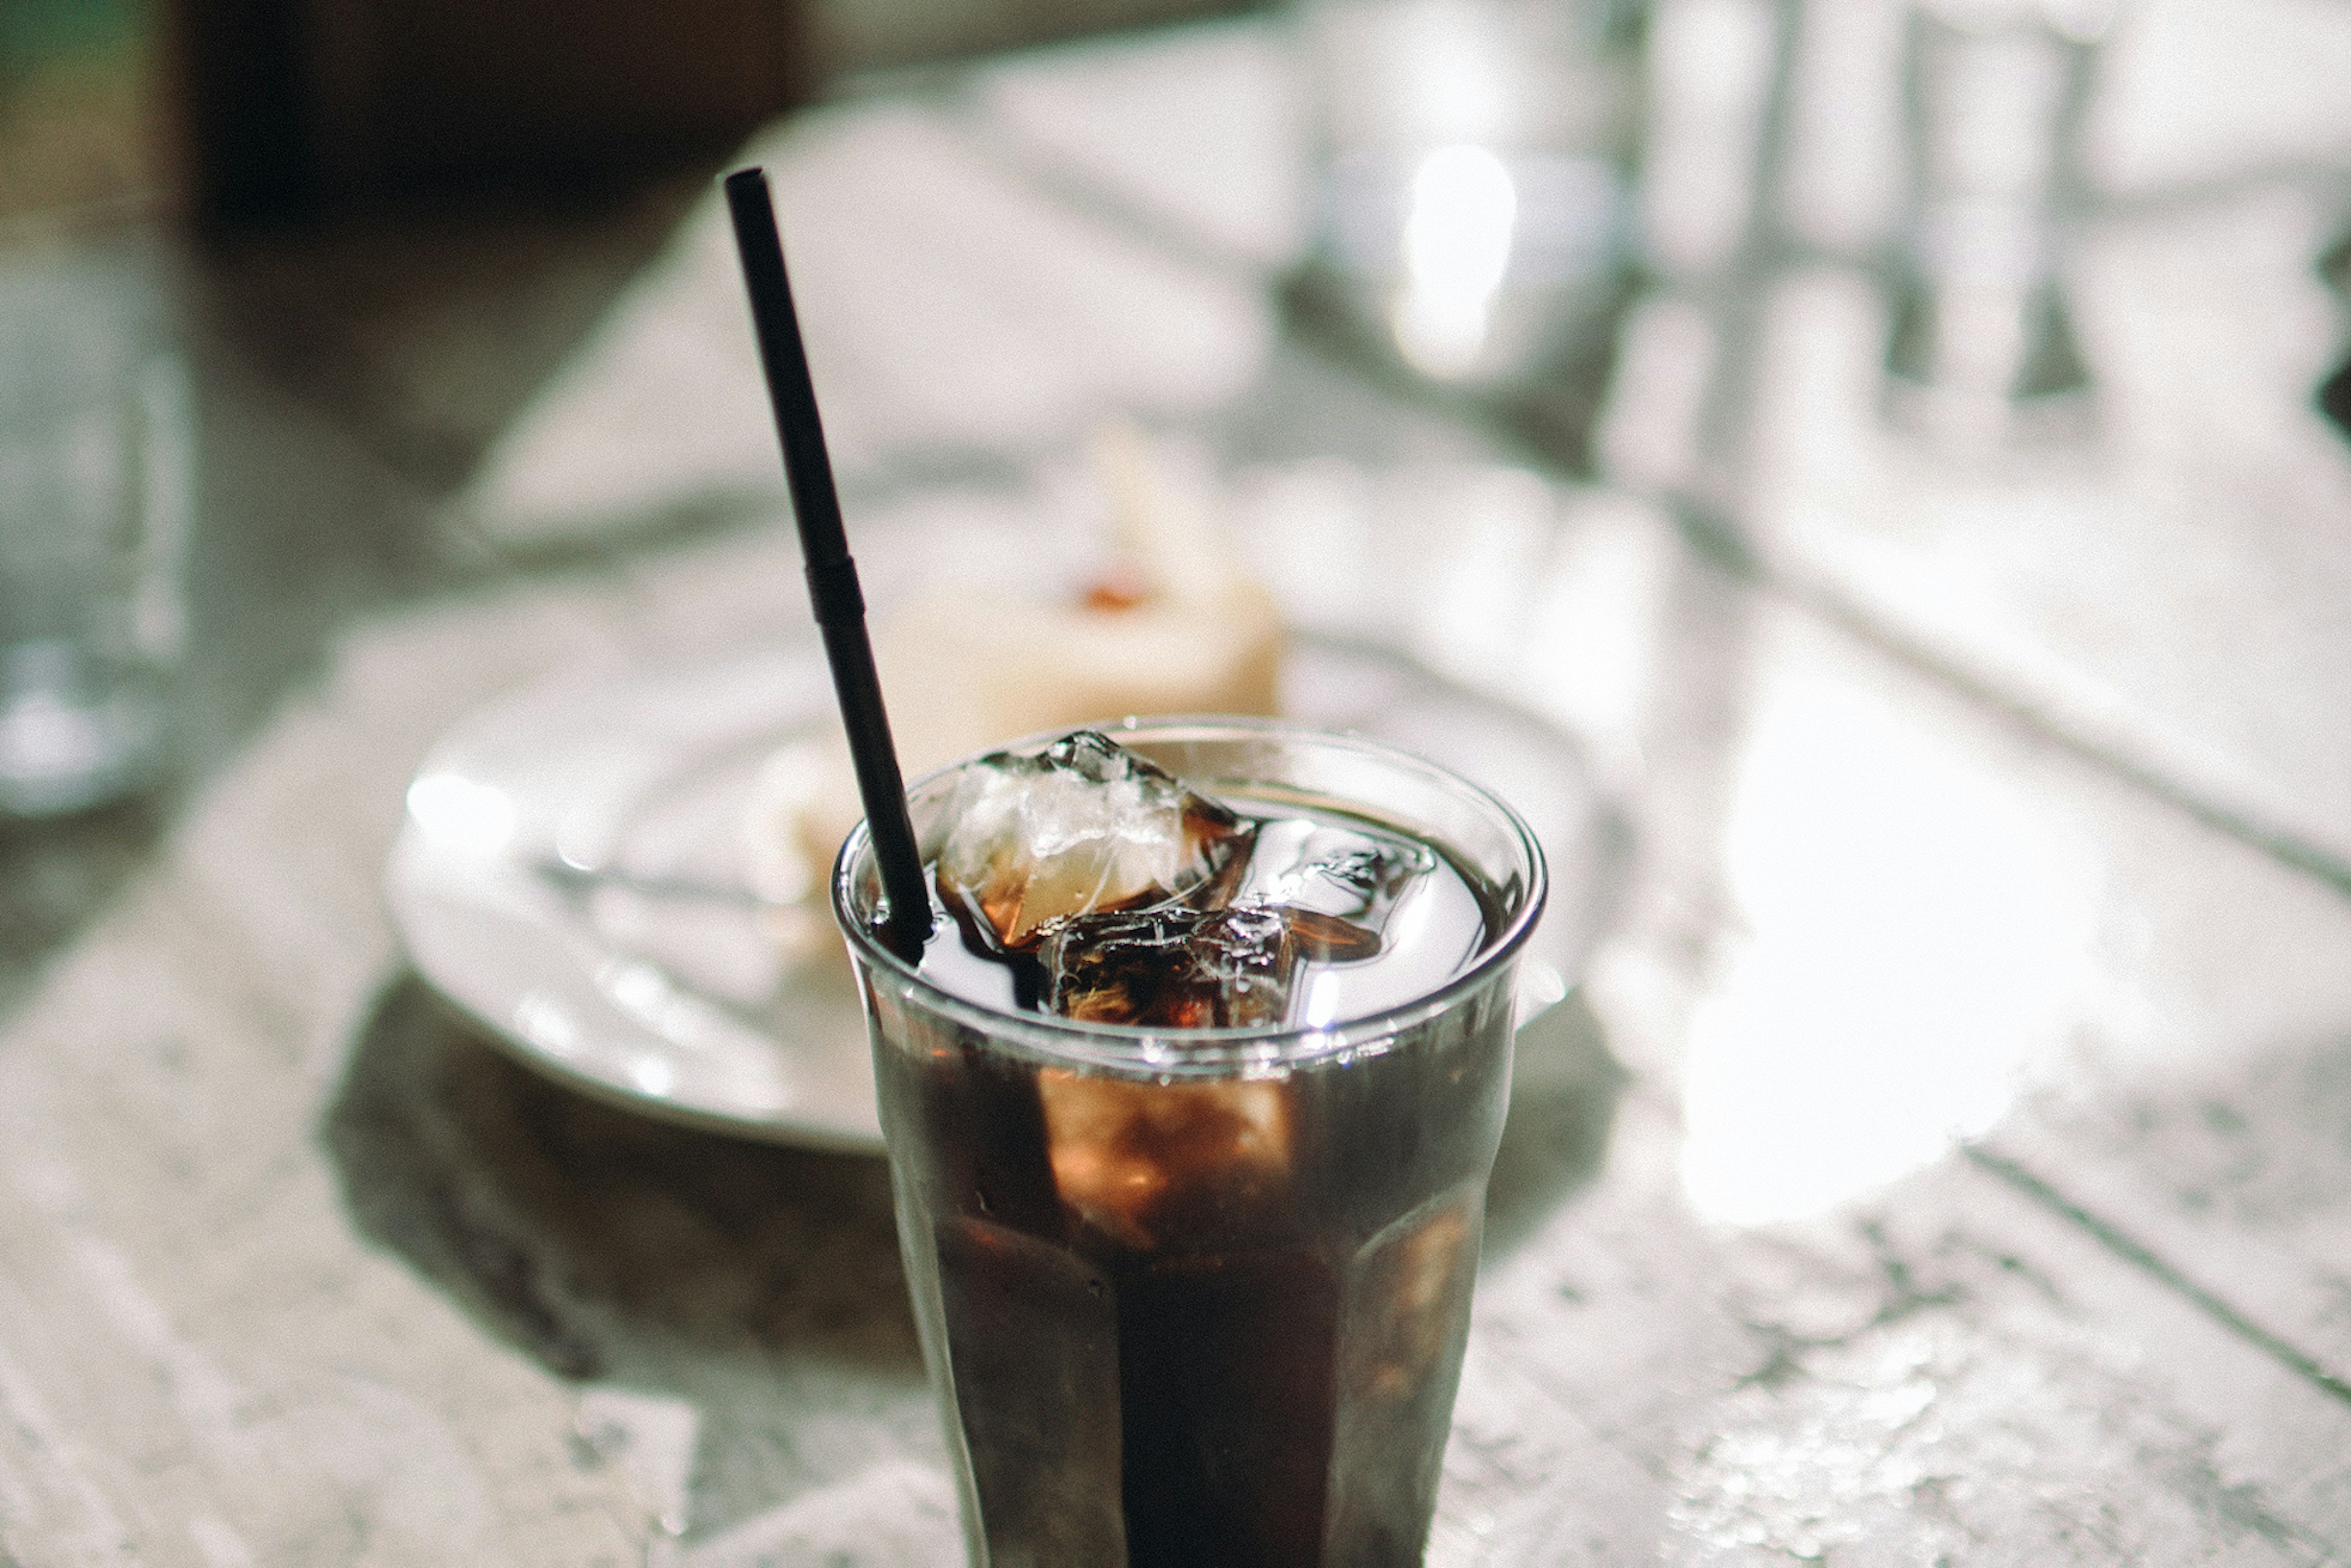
[167, 0, 814, 226]
[162, 0, 1262, 227]
[4, 0, 1263, 234]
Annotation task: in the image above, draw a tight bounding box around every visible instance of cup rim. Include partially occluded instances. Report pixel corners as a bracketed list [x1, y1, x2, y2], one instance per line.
[830, 716, 1549, 1075]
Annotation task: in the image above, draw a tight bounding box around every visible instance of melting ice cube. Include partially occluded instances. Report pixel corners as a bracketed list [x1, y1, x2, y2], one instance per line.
[934, 730, 1248, 951]
[1042, 902, 1296, 1028]
[1035, 1067, 1291, 1249]
[1237, 819, 1436, 963]
[1038, 817, 1444, 1026]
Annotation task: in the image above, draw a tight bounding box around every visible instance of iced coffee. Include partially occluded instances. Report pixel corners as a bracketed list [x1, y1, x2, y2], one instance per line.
[833, 722, 1545, 1567]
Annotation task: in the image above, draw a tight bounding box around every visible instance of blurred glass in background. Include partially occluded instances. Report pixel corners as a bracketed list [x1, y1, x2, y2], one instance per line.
[0, 248, 190, 816]
[1294, 0, 1647, 401]
[1, 0, 187, 818]
[1881, 0, 2117, 438]
[2318, 227, 2351, 443]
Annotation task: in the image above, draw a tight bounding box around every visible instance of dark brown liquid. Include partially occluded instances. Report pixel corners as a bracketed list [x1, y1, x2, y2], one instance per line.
[869, 799, 1513, 1566]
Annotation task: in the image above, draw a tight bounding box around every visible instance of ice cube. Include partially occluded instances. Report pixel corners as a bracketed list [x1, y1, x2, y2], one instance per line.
[1236, 819, 1436, 963]
[1035, 1067, 1291, 1250]
[934, 730, 1248, 951]
[1042, 902, 1296, 1028]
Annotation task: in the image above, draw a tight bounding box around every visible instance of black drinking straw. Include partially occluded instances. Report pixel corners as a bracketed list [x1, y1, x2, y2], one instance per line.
[724, 167, 934, 962]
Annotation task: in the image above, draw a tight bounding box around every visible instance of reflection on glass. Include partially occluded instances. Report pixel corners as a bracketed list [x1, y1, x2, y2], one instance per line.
[1392, 144, 1520, 377]
[514, 992, 580, 1056]
[407, 771, 517, 857]
[1679, 675, 2102, 1225]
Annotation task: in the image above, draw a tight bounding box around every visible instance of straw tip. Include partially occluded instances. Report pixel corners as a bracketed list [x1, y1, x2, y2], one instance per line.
[724, 167, 768, 195]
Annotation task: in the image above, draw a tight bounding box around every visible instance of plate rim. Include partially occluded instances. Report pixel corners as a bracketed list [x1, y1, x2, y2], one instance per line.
[384, 633, 1623, 1152]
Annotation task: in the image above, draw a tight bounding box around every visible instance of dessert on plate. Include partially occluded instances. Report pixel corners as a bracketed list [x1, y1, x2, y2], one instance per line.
[744, 426, 1284, 953]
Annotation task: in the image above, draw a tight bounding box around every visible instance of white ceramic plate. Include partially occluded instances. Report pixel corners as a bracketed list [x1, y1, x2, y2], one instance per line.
[384, 635, 1619, 1151]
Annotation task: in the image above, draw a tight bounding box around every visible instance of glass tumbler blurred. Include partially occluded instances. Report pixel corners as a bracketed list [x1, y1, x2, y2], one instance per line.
[1883, 0, 2118, 435]
[1297, 0, 1647, 389]
[0, 249, 190, 816]
[835, 721, 1548, 1566]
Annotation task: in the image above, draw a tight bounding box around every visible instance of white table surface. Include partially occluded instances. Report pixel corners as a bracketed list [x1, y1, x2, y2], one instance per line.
[9, 6, 2351, 1563]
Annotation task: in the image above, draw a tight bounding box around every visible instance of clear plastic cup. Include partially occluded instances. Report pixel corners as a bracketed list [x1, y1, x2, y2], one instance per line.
[833, 719, 1546, 1567]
